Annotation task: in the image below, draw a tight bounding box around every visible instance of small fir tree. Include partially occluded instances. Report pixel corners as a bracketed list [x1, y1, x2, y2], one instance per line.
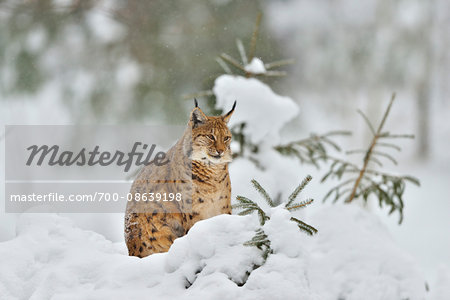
[233, 175, 317, 261]
[187, 13, 350, 165]
[192, 14, 420, 225]
[320, 94, 420, 223]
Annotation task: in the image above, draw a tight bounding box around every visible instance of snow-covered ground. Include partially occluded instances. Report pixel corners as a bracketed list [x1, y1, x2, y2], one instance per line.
[0, 204, 437, 300]
[1, 7, 449, 294]
[2, 71, 450, 299]
[376, 161, 450, 285]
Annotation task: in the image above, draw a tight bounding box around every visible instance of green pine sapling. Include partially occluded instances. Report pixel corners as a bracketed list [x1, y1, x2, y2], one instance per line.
[190, 14, 420, 226]
[233, 175, 317, 261]
[275, 131, 351, 168]
[321, 94, 420, 223]
[214, 14, 352, 165]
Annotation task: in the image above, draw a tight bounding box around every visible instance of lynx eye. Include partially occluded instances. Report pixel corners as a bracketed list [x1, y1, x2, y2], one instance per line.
[207, 134, 215, 141]
[224, 136, 231, 142]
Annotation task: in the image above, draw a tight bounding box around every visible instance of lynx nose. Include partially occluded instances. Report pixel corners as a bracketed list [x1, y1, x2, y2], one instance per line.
[216, 150, 223, 156]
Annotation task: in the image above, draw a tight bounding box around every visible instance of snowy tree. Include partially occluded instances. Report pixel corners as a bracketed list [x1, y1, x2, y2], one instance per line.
[205, 18, 419, 224]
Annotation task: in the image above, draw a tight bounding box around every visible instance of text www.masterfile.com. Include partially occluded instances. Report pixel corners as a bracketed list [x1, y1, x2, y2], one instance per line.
[9, 192, 183, 203]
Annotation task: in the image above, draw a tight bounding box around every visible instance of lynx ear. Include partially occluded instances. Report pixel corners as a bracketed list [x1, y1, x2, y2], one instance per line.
[222, 101, 236, 123]
[190, 107, 207, 128]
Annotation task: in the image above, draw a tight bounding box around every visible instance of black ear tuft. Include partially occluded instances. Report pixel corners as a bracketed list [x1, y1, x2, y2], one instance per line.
[194, 98, 198, 108]
[223, 100, 236, 123]
[230, 100, 236, 112]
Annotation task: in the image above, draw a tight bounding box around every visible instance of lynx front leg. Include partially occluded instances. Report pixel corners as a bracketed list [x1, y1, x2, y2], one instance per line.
[125, 212, 186, 257]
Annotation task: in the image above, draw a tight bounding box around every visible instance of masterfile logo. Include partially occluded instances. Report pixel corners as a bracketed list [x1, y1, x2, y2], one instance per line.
[25, 142, 169, 172]
[4, 125, 192, 213]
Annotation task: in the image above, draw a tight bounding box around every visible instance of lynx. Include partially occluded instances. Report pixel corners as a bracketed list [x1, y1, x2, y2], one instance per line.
[124, 100, 236, 258]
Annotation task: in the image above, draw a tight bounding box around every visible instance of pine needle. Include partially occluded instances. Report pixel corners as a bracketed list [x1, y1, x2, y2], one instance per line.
[286, 175, 312, 207]
[251, 179, 274, 207]
[286, 199, 314, 211]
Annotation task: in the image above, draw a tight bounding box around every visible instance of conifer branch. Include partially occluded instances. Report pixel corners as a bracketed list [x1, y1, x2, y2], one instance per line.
[216, 57, 232, 74]
[286, 199, 314, 212]
[286, 175, 312, 207]
[375, 142, 402, 151]
[290, 217, 318, 235]
[379, 134, 415, 139]
[209, 15, 292, 80]
[183, 90, 214, 100]
[321, 94, 420, 223]
[248, 12, 262, 62]
[263, 70, 287, 77]
[275, 131, 351, 167]
[236, 39, 248, 65]
[346, 149, 367, 155]
[346, 94, 396, 203]
[219, 53, 246, 72]
[251, 179, 274, 207]
[357, 109, 376, 135]
[371, 151, 398, 165]
[264, 59, 295, 70]
[370, 156, 383, 167]
[234, 177, 317, 261]
[243, 229, 272, 260]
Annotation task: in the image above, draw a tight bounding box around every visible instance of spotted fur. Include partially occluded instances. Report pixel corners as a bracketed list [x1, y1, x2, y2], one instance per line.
[124, 101, 236, 257]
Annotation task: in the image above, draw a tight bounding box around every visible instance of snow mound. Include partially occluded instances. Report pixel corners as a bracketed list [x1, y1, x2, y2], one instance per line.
[213, 75, 299, 145]
[229, 147, 308, 207]
[0, 205, 436, 299]
[244, 58, 266, 74]
[430, 265, 450, 300]
[306, 205, 427, 300]
[1, 213, 306, 299]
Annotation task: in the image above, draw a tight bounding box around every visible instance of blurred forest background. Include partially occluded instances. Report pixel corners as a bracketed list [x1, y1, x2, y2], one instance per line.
[0, 0, 280, 123]
[1, 0, 448, 163]
[1, 0, 449, 282]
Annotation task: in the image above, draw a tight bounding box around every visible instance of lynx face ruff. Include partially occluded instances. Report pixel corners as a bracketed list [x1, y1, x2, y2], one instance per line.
[124, 100, 236, 258]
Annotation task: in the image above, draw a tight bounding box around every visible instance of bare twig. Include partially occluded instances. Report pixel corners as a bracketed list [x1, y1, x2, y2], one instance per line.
[216, 57, 232, 74]
[264, 59, 295, 70]
[219, 53, 246, 72]
[346, 93, 396, 203]
[236, 39, 248, 65]
[183, 90, 214, 100]
[248, 12, 262, 62]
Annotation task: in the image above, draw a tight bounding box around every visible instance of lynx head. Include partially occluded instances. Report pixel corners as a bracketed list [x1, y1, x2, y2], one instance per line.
[188, 99, 236, 164]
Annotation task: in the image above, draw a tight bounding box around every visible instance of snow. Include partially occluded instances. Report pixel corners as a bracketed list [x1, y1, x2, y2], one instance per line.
[372, 161, 450, 284]
[0, 213, 261, 299]
[244, 58, 266, 74]
[263, 208, 307, 259]
[430, 265, 450, 300]
[213, 75, 299, 145]
[229, 149, 310, 213]
[1, 59, 449, 299]
[306, 205, 426, 300]
[1, 9, 449, 298]
[0, 204, 433, 299]
[212, 73, 448, 298]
